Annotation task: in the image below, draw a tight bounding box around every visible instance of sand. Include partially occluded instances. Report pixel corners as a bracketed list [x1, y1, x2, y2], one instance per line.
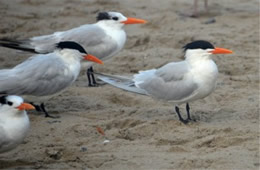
[0, 0, 259, 169]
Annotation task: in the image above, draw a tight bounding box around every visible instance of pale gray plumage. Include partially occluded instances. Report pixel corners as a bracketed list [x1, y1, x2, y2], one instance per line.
[0, 52, 78, 96]
[95, 40, 233, 123]
[96, 72, 147, 95]
[0, 40, 105, 118]
[0, 42, 91, 118]
[96, 62, 199, 103]
[0, 11, 147, 86]
[0, 12, 129, 61]
[134, 62, 199, 102]
[29, 24, 118, 59]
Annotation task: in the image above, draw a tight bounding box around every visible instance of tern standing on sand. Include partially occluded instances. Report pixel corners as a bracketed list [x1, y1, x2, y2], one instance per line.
[96, 40, 233, 123]
[0, 12, 147, 86]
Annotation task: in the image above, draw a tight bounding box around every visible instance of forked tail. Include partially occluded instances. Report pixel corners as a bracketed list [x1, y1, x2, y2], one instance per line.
[94, 72, 147, 95]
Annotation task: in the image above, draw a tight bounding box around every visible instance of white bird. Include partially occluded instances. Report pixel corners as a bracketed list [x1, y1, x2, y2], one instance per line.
[0, 41, 103, 117]
[0, 95, 35, 153]
[95, 40, 233, 123]
[0, 11, 147, 86]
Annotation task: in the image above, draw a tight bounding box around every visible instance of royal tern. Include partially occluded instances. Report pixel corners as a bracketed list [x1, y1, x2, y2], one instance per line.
[0, 41, 103, 117]
[95, 40, 233, 124]
[0, 11, 147, 86]
[0, 95, 35, 153]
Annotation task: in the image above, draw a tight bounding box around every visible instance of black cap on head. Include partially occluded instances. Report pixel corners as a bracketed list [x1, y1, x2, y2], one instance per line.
[56, 41, 87, 54]
[0, 95, 12, 106]
[0, 95, 7, 105]
[97, 12, 110, 21]
[183, 40, 215, 51]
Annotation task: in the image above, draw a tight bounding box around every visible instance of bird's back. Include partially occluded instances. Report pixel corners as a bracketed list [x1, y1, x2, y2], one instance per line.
[0, 53, 78, 96]
[30, 24, 120, 60]
[133, 62, 199, 103]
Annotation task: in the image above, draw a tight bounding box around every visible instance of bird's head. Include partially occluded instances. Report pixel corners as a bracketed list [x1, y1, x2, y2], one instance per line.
[56, 41, 103, 64]
[96, 12, 147, 28]
[183, 40, 233, 60]
[0, 95, 35, 117]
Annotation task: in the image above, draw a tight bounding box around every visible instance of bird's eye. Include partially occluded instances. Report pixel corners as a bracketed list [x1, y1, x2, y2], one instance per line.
[112, 17, 119, 21]
[7, 101, 13, 106]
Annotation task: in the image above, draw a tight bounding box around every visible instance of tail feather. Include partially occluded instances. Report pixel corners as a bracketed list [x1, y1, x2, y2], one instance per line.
[0, 38, 37, 53]
[94, 72, 147, 95]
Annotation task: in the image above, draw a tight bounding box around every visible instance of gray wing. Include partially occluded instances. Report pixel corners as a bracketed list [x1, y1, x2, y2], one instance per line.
[135, 62, 199, 101]
[155, 62, 190, 81]
[0, 53, 76, 96]
[31, 24, 119, 59]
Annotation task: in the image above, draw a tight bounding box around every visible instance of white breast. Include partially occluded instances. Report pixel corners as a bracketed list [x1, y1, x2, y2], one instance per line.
[190, 59, 219, 101]
[0, 111, 30, 153]
[103, 26, 126, 58]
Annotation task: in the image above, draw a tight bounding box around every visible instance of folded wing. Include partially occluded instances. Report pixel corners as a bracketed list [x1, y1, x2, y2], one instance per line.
[0, 53, 76, 96]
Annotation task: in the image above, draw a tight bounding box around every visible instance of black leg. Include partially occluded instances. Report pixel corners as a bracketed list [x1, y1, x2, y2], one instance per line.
[40, 103, 49, 117]
[175, 106, 189, 124]
[40, 103, 59, 118]
[87, 68, 93, 86]
[87, 67, 98, 87]
[29, 102, 59, 118]
[89, 67, 97, 85]
[186, 103, 196, 122]
[30, 102, 42, 112]
[186, 103, 191, 120]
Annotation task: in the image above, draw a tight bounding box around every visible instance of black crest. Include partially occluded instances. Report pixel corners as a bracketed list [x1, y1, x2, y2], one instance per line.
[0, 95, 7, 105]
[56, 41, 87, 54]
[96, 12, 110, 21]
[0, 95, 13, 106]
[183, 40, 214, 51]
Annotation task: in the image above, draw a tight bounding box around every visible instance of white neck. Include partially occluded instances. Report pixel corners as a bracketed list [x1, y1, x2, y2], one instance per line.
[97, 20, 124, 30]
[55, 49, 82, 64]
[185, 49, 212, 66]
[53, 49, 82, 82]
[96, 21, 127, 58]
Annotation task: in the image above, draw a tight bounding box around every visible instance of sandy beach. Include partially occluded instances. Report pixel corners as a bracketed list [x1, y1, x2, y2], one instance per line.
[0, 0, 259, 169]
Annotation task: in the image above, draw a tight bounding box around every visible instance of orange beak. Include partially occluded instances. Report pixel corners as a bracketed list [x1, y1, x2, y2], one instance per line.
[16, 103, 35, 111]
[121, 17, 147, 24]
[211, 47, 233, 54]
[84, 54, 103, 64]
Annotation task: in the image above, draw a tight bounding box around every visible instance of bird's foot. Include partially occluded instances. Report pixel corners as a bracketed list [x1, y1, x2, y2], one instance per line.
[188, 117, 196, 122]
[88, 80, 107, 87]
[179, 117, 196, 124]
[44, 112, 60, 119]
[179, 118, 190, 124]
[88, 82, 99, 87]
[30, 102, 60, 118]
[40, 103, 60, 118]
